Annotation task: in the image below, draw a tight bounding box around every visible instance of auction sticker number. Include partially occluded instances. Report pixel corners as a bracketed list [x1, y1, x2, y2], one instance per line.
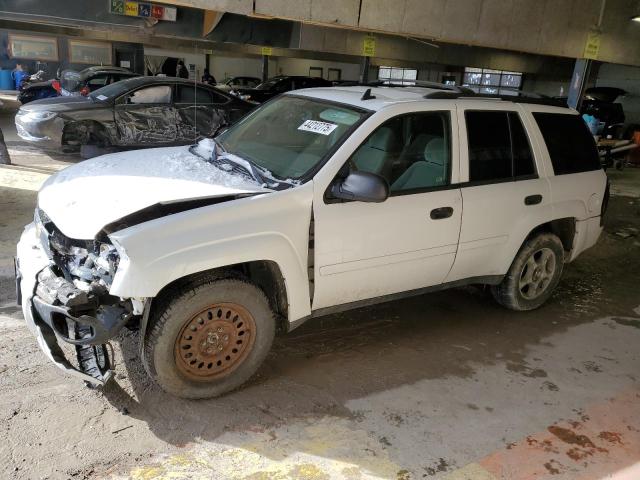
[298, 120, 338, 135]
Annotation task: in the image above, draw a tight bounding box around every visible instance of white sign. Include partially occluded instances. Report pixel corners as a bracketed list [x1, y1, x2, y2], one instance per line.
[298, 119, 338, 135]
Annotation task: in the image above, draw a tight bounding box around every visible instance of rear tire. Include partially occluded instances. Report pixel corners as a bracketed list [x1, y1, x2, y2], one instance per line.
[143, 278, 275, 399]
[491, 233, 564, 311]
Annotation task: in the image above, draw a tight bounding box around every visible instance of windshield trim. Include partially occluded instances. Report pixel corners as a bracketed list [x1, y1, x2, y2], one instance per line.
[219, 93, 373, 185]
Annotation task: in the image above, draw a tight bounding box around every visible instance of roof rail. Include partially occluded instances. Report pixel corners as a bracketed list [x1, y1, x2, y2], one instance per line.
[424, 90, 564, 107]
[364, 80, 473, 94]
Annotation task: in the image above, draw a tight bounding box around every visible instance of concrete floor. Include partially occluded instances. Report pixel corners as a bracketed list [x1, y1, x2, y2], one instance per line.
[0, 111, 639, 480]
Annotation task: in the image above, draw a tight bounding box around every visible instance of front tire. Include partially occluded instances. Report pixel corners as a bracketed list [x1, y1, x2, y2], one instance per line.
[143, 278, 275, 399]
[492, 233, 564, 311]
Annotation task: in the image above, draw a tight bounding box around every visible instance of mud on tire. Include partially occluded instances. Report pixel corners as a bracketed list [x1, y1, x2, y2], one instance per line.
[143, 277, 275, 399]
[491, 233, 565, 311]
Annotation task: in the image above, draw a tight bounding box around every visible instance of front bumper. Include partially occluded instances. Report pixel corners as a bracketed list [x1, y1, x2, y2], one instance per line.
[14, 114, 63, 149]
[16, 222, 118, 385]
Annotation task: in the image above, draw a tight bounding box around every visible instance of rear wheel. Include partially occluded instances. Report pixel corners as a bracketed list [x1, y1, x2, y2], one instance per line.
[143, 278, 275, 399]
[491, 233, 564, 311]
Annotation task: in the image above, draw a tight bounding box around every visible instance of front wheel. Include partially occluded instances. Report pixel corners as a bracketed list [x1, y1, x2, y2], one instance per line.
[492, 233, 564, 311]
[143, 278, 275, 399]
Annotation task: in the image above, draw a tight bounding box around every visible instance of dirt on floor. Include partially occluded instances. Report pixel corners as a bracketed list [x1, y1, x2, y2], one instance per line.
[0, 136, 639, 479]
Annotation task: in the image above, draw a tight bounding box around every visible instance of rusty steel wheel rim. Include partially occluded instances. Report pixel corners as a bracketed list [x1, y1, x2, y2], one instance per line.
[174, 303, 256, 381]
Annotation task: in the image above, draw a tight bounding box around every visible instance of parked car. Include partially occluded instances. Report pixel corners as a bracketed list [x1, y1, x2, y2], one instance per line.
[232, 75, 332, 103]
[59, 66, 140, 97]
[15, 76, 254, 154]
[18, 66, 140, 105]
[16, 85, 607, 398]
[216, 76, 261, 92]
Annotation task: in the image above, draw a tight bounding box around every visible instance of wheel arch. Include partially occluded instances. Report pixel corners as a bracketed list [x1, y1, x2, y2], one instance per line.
[524, 217, 576, 256]
[62, 120, 113, 147]
[142, 260, 290, 341]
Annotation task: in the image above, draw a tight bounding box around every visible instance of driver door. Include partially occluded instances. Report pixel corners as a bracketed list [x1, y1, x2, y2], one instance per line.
[312, 109, 462, 310]
[115, 84, 177, 145]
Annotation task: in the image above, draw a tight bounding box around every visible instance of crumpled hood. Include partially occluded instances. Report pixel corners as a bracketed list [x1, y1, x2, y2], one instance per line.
[38, 143, 269, 239]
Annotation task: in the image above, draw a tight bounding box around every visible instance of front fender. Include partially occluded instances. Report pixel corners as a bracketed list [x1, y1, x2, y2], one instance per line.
[108, 183, 313, 322]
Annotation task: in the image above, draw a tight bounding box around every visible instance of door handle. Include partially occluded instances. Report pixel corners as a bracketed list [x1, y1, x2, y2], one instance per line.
[524, 194, 543, 205]
[430, 206, 454, 220]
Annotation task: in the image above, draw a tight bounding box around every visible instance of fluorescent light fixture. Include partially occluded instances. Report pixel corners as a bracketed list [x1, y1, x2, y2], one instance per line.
[632, 15, 640, 22]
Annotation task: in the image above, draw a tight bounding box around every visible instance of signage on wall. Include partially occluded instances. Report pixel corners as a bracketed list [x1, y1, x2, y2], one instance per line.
[110, 0, 177, 22]
[583, 29, 601, 60]
[261, 46, 273, 56]
[362, 35, 376, 57]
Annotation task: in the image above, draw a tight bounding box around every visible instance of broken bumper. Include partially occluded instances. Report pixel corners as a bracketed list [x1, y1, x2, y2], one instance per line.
[16, 222, 117, 385]
[14, 112, 63, 149]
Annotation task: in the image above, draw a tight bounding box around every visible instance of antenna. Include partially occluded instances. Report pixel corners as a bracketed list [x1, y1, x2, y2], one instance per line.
[361, 88, 376, 101]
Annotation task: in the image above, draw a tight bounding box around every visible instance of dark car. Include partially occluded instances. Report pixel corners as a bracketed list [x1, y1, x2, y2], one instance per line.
[18, 66, 140, 105]
[15, 76, 255, 154]
[233, 75, 332, 103]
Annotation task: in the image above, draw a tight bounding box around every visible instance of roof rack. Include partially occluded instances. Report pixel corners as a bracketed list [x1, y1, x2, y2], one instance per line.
[365, 80, 472, 93]
[424, 90, 564, 107]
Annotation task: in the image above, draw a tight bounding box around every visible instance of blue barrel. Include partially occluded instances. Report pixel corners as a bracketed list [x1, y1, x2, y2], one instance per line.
[0, 70, 12, 90]
[12, 70, 27, 90]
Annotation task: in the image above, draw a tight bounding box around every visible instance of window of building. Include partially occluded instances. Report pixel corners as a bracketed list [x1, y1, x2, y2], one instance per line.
[463, 67, 522, 95]
[328, 68, 341, 81]
[378, 66, 418, 85]
[309, 67, 323, 78]
[69, 40, 112, 65]
[466, 111, 536, 183]
[8, 34, 58, 61]
[532, 113, 601, 175]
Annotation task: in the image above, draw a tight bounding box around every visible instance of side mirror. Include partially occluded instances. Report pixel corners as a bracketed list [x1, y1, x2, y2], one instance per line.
[330, 171, 389, 203]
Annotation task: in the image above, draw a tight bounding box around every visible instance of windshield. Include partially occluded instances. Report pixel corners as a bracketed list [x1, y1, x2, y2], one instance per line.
[217, 95, 367, 180]
[89, 81, 133, 101]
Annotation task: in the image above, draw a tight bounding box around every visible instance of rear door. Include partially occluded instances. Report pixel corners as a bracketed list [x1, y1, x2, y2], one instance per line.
[175, 84, 220, 142]
[446, 103, 552, 282]
[114, 83, 177, 145]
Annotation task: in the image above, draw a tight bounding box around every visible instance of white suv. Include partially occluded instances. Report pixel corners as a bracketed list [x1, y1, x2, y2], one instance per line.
[16, 85, 608, 398]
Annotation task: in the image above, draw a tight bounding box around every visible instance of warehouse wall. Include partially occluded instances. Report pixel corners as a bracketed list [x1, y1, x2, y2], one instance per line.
[274, 57, 360, 80]
[596, 63, 640, 126]
[209, 54, 276, 80]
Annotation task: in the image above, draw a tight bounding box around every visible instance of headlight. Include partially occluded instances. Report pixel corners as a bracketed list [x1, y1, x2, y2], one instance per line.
[19, 110, 57, 122]
[240, 94, 251, 101]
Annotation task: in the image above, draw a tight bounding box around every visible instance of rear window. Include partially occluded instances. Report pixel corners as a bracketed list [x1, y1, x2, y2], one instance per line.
[533, 112, 601, 175]
[465, 111, 536, 183]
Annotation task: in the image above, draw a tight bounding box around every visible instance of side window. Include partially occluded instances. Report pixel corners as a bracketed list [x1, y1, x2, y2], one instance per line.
[86, 74, 109, 91]
[466, 110, 537, 183]
[125, 85, 172, 104]
[509, 112, 535, 178]
[176, 85, 213, 104]
[466, 111, 512, 182]
[533, 112, 600, 175]
[350, 112, 451, 194]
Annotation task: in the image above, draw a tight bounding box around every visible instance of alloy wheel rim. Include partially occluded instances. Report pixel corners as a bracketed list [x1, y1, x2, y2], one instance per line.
[174, 303, 256, 381]
[519, 247, 556, 300]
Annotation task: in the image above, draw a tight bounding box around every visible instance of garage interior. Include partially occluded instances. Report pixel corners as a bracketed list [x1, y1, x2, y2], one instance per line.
[0, 0, 639, 479]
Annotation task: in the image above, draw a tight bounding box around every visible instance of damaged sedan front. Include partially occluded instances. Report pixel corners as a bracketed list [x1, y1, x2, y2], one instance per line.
[15, 76, 254, 156]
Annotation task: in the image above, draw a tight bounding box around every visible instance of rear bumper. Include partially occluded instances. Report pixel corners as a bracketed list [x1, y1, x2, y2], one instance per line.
[569, 216, 603, 262]
[16, 223, 116, 385]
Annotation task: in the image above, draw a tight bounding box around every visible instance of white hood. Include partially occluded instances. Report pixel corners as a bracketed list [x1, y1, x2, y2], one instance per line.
[38, 142, 268, 239]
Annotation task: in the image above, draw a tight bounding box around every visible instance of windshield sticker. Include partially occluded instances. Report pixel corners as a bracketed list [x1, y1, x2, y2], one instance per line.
[298, 119, 338, 136]
[96, 95, 108, 101]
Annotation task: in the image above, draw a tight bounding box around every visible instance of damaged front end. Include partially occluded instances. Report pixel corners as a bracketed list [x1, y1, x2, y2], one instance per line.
[28, 208, 137, 384]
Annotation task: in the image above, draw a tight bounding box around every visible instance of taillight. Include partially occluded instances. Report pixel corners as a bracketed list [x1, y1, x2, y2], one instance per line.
[52, 80, 61, 93]
[80, 86, 90, 96]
